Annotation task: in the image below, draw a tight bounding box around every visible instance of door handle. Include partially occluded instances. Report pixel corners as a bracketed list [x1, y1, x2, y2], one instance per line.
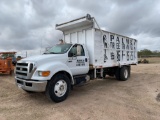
[68, 60, 72, 62]
[85, 58, 88, 62]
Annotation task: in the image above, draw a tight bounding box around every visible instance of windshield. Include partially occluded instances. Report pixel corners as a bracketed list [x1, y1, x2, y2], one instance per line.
[44, 44, 72, 54]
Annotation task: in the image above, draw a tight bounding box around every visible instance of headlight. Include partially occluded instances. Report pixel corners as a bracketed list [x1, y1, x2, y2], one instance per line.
[38, 71, 50, 77]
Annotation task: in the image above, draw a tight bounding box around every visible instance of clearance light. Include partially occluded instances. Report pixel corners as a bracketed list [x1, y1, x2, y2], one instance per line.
[38, 71, 50, 77]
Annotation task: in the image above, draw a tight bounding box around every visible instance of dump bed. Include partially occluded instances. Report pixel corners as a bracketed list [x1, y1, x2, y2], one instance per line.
[56, 15, 137, 68]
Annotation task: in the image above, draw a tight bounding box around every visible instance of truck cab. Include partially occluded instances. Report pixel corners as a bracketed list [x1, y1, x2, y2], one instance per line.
[15, 43, 90, 102]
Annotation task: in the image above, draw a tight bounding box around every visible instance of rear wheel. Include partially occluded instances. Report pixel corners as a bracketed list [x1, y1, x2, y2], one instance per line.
[120, 66, 129, 81]
[46, 74, 70, 103]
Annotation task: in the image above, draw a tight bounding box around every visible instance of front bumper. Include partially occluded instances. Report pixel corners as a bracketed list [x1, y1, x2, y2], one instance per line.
[15, 77, 48, 92]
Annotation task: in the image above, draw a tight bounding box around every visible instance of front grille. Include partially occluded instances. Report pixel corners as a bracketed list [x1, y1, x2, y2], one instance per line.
[16, 62, 34, 79]
[16, 72, 27, 76]
[16, 67, 27, 71]
[17, 63, 28, 66]
[16, 62, 29, 77]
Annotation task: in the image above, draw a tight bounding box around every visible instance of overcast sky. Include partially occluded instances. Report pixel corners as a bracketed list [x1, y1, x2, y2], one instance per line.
[0, 0, 160, 56]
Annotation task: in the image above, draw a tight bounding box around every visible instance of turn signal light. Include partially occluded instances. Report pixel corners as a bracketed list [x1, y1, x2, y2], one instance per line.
[38, 71, 50, 77]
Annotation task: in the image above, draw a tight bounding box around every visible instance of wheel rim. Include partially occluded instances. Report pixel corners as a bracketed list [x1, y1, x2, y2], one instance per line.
[124, 69, 128, 78]
[54, 80, 67, 97]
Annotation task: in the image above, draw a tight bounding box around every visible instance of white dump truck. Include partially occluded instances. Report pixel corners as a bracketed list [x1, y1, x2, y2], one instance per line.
[15, 14, 137, 102]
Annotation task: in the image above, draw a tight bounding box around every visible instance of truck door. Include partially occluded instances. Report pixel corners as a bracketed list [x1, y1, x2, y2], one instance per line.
[67, 44, 89, 75]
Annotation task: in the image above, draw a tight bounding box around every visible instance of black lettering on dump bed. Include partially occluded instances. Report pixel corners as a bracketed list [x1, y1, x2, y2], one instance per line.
[103, 35, 108, 48]
[110, 35, 115, 49]
[130, 52, 133, 60]
[104, 49, 108, 62]
[122, 38, 125, 50]
[111, 52, 114, 60]
[126, 39, 129, 50]
[134, 40, 136, 50]
[122, 51, 125, 60]
[130, 40, 133, 50]
[117, 51, 120, 61]
[127, 51, 129, 61]
[116, 37, 120, 49]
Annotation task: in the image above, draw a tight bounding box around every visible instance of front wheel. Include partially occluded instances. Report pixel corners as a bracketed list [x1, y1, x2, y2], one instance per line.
[46, 74, 71, 103]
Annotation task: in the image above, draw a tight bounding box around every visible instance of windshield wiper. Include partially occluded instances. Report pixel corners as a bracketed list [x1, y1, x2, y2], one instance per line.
[50, 52, 59, 54]
[43, 53, 50, 54]
[43, 52, 61, 54]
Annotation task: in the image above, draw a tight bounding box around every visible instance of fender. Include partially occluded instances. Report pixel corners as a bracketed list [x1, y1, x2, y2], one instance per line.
[31, 61, 74, 84]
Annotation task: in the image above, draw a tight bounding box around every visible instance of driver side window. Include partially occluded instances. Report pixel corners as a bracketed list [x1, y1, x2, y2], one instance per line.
[68, 45, 85, 57]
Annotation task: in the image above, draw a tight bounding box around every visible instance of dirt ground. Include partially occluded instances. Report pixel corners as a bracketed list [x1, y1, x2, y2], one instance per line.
[0, 64, 160, 120]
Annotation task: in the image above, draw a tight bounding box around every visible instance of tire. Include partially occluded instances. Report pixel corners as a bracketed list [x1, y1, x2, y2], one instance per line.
[128, 66, 131, 78]
[88, 70, 94, 80]
[115, 67, 121, 80]
[46, 74, 71, 103]
[120, 66, 129, 81]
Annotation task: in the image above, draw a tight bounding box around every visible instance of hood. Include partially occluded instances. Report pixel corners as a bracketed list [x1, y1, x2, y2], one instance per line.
[19, 54, 67, 63]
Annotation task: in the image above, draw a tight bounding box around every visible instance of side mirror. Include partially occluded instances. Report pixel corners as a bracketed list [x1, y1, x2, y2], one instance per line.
[68, 52, 73, 57]
[68, 52, 77, 57]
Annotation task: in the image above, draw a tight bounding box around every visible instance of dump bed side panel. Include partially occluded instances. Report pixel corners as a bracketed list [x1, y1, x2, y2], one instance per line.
[94, 29, 137, 67]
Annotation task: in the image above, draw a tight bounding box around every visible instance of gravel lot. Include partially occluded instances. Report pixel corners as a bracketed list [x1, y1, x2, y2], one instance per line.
[0, 64, 160, 120]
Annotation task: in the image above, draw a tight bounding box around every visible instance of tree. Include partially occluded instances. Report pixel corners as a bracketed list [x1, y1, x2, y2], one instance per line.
[138, 49, 160, 57]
